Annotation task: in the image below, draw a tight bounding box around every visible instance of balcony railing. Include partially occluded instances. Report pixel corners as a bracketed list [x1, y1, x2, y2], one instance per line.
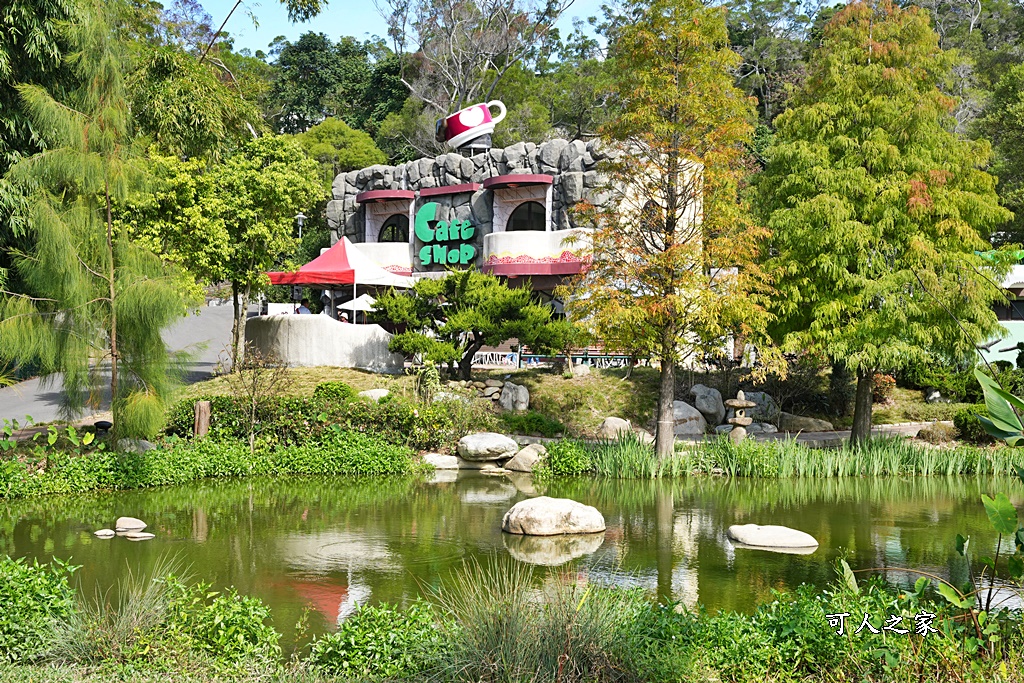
[482, 228, 592, 277]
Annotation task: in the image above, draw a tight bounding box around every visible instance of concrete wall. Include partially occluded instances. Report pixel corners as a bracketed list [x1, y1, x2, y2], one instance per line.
[245, 315, 405, 373]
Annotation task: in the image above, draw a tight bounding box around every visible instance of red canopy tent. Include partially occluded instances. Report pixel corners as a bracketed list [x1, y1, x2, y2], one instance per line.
[267, 239, 355, 286]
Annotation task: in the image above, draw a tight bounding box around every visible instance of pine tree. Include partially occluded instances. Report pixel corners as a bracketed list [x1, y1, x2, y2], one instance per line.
[758, 1, 1013, 442]
[0, 0, 188, 438]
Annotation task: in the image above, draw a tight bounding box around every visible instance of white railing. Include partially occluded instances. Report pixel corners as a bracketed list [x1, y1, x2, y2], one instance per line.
[472, 351, 520, 366]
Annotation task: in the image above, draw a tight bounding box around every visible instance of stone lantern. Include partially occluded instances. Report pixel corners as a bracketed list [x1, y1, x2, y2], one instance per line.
[724, 390, 757, 444]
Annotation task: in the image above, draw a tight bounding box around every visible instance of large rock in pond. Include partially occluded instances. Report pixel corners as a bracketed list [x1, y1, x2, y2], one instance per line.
[115, 517, 147, 532]
[457, 432, 519, 461]
[690, 384, 725, 425]
[503, 531, 605, 566]
[502, 497, 606, 536]
[672, 401, 708, 435]
[422, 453, 460, 469]
[498, 382, 530, 411]
[778, 412, 834, 432]
[597, 417, 631, 439]
[727, 524, 818, 550]
[505, 443, 546, 472]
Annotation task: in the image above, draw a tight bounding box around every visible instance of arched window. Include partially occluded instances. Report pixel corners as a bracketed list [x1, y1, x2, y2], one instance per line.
[379, 214, 409, 242]
[507, 201, 547, 232]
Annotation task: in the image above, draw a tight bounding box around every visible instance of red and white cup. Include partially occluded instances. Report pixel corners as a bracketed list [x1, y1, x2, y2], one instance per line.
[437, 101, 507, 148]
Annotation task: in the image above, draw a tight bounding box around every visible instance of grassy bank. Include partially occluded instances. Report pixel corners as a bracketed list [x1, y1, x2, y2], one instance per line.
[539, 434, 1024, 479]
[2, 555, 1022, 682]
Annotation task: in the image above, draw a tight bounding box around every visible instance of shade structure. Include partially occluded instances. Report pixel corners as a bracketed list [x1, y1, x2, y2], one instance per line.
[337, 293, 376, 312]
[267, 238, 413, 288]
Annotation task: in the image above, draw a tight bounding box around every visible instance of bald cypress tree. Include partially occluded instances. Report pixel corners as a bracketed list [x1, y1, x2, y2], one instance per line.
[0, 0, 188, 438]
[758, 1, 1012, 442]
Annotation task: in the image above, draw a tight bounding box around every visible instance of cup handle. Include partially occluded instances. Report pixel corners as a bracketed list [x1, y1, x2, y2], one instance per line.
[488, 101, 507, 125]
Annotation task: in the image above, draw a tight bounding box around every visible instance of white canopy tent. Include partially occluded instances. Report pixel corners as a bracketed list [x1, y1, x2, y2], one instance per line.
[337, 293, 377, 312]
[318, 238, 413, 319]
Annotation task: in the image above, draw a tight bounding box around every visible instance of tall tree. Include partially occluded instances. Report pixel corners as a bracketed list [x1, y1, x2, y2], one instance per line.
[0, 0, 189, 438]
[757, 1, 1012, 442]
[978, 63, 1024, 246]
[566, 0, 774, 459]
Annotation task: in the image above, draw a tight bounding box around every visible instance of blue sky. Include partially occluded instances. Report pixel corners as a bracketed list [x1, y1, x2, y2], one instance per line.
[199, 0, 605, 55]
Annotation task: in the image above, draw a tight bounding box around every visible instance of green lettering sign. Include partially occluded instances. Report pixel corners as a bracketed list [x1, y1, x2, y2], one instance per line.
[414, 202, 477, 267]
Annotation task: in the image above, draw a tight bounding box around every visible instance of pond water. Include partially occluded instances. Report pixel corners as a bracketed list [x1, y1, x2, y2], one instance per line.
[2, 472, 1021, 647]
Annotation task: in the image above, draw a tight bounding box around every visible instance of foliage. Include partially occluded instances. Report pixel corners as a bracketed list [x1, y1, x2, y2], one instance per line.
[871, 373, 896, 404]
[565, 0, 774, 458]
[898, 359, 982, 403]
[295, 117, 386, 191]
[226, 344, 294, 454]
[916, 422, 957, 445]
[496, 410, 565, 438]
[979, 63, 1024, 246]
[307, 601, 441, 679]
[0, 1, 189, 439]
[374, 270, 568, 380]
[311, 380, 356, 403]
[757, 1, 1013, 442]
[0, 556, 77, 663]
[954, 404, 994, 444]
[536, 439, 592, 477]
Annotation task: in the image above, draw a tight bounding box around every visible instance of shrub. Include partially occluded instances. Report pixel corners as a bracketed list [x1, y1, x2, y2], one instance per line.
[539, 439, 592, 476]
[0, 556, 78, 662]
[917, 422, 957, 444]
[871, 373, 896, 404]
[898, 360, 981, 403]
[497, 410, 566, 437]
[312, 381, 356, 403]
[953, 404, 993, 444]
[308, 601, 441, 679]
[275, 429, 415, 476]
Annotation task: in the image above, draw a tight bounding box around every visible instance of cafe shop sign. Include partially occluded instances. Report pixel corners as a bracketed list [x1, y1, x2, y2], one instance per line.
[415, 202, 476, 267]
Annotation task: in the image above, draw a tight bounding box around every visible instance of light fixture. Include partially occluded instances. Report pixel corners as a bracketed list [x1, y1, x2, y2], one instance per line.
[295, 212, 307, 239]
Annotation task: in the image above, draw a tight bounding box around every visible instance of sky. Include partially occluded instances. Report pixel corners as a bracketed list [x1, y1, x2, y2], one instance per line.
[198, 0, 605, 56]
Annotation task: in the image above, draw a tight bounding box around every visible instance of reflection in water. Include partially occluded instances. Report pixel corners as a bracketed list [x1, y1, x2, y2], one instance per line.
[2, 472, 1020, 648]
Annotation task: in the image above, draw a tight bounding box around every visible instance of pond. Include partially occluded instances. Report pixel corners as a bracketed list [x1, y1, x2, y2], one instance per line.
[2, 472, 1021, 648]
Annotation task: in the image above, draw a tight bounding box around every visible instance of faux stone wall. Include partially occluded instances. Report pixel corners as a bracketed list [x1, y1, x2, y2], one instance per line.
[326, 139, 612, 261]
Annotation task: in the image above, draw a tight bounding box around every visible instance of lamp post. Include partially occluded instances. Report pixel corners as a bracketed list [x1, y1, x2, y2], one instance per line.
[294, 212, 307, 239]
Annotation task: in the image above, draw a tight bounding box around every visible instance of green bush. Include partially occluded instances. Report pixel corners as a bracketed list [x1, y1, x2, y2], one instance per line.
[953, 404, 993, 444]
[164, 578, 281, 668]
[539, 439, 592, 476]
[312, 381, 357, 403]
[308, 601, 441, 679]
[0, 556, 78, 663]
[497, 410, 566, 437]
[898, 361, 981, 403]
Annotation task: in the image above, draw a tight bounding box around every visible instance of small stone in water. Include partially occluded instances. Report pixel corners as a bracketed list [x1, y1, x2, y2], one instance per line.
[124, 532, 155, 541]
[115, 516, 147, 532]
[94, 529, 115, 539]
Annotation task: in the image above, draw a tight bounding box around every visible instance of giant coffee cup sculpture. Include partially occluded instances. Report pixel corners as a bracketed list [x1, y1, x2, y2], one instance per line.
[724, 391, 757, 444]
[436, 101, 507, 152]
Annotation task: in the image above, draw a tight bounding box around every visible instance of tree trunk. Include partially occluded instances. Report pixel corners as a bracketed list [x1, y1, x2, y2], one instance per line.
[655, 338, 676, 460]
[231, 281, 242, 369]
[105, 181, 118, 432]
[458, 337, 485, 381]
[851, 368, 874, 444]
[230, 282, 250, 368]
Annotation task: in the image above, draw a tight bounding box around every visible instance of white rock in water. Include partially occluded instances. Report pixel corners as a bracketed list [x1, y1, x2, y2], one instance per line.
[115, 517, 147, 532]
[124, 532, 155, 541]
[505, 443, 546, 472]
[422, 453, 460, 469]
[502, 497, 606, 536]
[727, 524, 818, 549]
[457, 432, 519, 461]
[93, 529, 115, 539]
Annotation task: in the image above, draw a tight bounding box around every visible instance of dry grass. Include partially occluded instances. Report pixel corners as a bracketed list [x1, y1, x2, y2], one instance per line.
[175, 367, 418, 402]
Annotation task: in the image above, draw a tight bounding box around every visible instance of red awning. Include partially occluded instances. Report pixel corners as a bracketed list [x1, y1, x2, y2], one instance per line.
[267, 239, 356, 286]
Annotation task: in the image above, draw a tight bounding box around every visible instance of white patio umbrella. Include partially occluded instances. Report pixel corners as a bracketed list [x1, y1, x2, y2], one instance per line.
[336, 293, 377, 312]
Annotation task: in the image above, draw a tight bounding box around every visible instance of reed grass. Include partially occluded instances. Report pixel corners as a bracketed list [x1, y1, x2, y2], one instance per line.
[581, 434, 1024, 479]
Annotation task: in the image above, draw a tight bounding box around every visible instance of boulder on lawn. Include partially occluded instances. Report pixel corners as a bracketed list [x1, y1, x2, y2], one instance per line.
[483, 387, 502, 397]
[572, 362, 591, 377]
[457, 432, 519, 461]
[485, 378, 504, 388]
[422, 453, 460, 469]
[727, 524, 818, 549]
[634, 429, 655, 445]
[498, 382, 530, 411]
[744, 392, 781, 425]
[672, 401, 708, 435]
[502, 497, 606, 535]
[597, 417, 632, 439]
[747, 422, 778, 435]
[503, 531, 605, 566]
[690, 384, 725, 425]
[432, 391, 471, 404]
[778, 412, 834, 432]
[505, 443, 546, 472]
[358, 388, 390, 402]
[115, 517, 147, 532]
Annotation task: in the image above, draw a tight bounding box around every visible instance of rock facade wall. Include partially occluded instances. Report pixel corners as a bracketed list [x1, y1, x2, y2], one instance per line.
[326, 139, 612, 250]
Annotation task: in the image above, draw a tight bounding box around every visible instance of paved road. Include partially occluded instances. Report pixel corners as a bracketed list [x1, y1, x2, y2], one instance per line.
[0, 303, 239, 425]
